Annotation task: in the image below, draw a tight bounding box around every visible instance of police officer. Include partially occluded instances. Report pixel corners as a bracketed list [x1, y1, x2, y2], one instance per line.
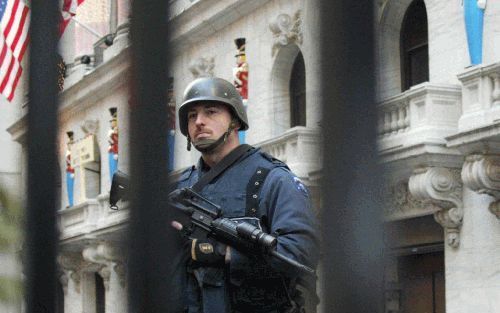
[173, 77, 319, 313]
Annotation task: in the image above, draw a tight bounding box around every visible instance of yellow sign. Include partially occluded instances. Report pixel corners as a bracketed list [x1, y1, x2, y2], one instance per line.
[70, 135, 96, 167]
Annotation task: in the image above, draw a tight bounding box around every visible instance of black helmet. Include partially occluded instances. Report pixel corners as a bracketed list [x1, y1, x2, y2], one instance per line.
[179, 77, 249, 136]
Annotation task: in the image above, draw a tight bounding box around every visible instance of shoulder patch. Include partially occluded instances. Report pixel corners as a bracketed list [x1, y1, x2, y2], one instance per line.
[293, 176, 309, 197]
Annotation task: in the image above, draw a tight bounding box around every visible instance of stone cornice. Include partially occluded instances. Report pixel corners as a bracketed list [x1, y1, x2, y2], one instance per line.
[169, 0, 272, 55]
[446, 121, 500, 155]
[409, 167, 463, 248]
[462, 154, 500, 219]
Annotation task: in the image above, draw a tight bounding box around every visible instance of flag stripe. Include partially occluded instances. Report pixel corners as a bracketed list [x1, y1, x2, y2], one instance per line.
[2, 0, 19, 41]
[0, 53, 15, 92]
[0, 43, 7, 66]
[1, 0, 86, 101]
[0, 0, 29, 101]
[18, 34, 28, 61]
[7, 65, 22, 101]
[10, 4, 28, 54]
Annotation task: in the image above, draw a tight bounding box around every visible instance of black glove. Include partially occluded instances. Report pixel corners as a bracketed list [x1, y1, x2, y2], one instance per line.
[190, 238, 226, 266]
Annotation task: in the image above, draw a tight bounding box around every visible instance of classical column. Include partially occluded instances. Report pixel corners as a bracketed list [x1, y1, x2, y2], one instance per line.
[82, 242, 127, 313]
[115, 0, 130, 47]
[447, 154, 500, 313]
[58, 252, 86, 313]
[409, 167, 463, 248]
[104, 0, 130, 61]
[303, 0, 321, 128]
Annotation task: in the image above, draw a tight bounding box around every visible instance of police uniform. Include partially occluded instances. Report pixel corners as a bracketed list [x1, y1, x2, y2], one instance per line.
[175, 147, 319, 313]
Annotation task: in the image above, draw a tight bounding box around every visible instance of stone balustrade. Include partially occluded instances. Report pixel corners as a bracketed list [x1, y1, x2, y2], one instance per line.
[256, 126, 321, 180]
[58, 193, 129, 241]
[457, 61, 500, 132]
[378, 98, 410, 136]
[377, 83, 462, 158]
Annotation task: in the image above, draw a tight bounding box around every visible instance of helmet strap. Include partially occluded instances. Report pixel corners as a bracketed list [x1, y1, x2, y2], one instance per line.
[187, 136, 192, 151]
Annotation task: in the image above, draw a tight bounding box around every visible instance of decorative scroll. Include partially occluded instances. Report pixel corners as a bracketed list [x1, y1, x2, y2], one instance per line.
[58, 252, 88, 294]
[409, 167, 463, 248]
[269, 10, 302, 56]
[462, 154, 500, 219]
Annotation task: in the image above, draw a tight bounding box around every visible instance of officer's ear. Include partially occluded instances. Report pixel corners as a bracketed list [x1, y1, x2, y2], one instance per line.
[230, 119, 240, 131]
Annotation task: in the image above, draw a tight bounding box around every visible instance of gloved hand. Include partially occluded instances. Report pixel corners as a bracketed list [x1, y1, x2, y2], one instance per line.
[171, 221, 231, 266]
[190, 238, 226, 266]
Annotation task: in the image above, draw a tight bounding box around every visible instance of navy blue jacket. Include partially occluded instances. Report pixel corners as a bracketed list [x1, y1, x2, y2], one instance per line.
[175, 147, 319, 313]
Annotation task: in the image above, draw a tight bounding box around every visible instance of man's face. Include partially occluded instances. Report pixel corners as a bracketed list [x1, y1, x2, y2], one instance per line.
[187, 102, 233, 143]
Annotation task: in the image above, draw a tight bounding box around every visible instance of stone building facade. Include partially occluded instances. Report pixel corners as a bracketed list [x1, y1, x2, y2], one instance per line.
[1, 0, 500, 312]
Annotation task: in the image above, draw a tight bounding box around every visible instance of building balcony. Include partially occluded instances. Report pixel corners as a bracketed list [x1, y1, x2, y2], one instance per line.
[447, 62, 500, 156]
[58, 193, 129, 245]
[377, 82, 463, 171]
[256, 126, 321, 181]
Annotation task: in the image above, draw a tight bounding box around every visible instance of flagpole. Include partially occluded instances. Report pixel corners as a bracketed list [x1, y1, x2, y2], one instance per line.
[72, 16, 103, 38]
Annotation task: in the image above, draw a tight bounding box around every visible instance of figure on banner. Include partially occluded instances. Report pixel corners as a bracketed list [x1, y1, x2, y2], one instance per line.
[108, 107, 119, 178]
[463, 0, 487, 65]
[233, 38, 248, 143]
[66, 131, 75, 207]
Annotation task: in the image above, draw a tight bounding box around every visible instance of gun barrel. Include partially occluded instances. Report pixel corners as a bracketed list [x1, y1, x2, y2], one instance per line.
[269, 250, 316, 276]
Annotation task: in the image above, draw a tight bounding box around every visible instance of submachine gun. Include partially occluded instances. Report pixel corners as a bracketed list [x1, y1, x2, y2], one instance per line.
[109, 171, 315, 276]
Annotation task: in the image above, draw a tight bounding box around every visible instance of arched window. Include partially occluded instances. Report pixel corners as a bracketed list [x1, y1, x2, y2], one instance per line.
[401, 0, 429, 91]
[289, 51, 306, 127]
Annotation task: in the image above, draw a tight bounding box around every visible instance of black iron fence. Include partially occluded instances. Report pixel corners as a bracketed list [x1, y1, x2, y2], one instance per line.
[24, 1, 383, 312]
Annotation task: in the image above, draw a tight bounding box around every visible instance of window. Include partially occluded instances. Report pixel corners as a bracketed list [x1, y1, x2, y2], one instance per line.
[289, 51, 306, 127]
[401, 0, 429, 91]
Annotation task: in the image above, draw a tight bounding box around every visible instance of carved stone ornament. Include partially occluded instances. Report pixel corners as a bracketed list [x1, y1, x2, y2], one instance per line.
[57, 252, 86, 293]
[81, 119, 99, 135]
[114, 262, 127, 288]
[59, 272, 69, 295]
[462, 154, 500, 219]
[83, 242, 127, 289]
[269, 10, 302, 56]
[82, 242, 124, 264]
[384, 180, 427, 218]
[188, 57, 214, 78]
[98, 266, 112, 291]
[409, 167, 463, 248]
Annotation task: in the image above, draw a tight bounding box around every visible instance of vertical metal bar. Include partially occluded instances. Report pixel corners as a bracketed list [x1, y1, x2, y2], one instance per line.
[25, 1, 60, 313]
[319, 1, 384, 313]
[128, 1, 176, 313]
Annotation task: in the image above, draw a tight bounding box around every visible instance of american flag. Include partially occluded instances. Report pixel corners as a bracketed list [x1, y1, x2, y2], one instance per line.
[60, 0, 85, 36]
[0, 0, 29, 102]
[0, 0, 85, 101]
